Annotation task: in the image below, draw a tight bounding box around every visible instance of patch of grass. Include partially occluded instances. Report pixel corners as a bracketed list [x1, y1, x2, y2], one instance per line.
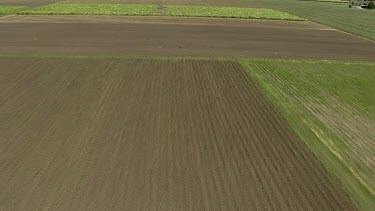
[0, 6, 28, 16]
[164, 5, 305, 20]
[245, 0, 375, 40]
[18, 4, 159, 16]
[19, 4, 305, 20]
[240, 58, 375, 210]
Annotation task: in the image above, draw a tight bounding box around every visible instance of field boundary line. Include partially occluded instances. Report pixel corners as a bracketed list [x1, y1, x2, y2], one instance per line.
[239, 59, 375, 210]
[0, 54, 374, 65]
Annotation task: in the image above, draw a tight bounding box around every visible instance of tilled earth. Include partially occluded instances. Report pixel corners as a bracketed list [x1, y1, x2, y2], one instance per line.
[0, 16, 373, 61]
[58, 0, 260, 7]
[0, 57, 355, 210]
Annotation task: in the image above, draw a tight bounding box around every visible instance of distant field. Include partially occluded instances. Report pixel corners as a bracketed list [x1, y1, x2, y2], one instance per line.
[246, 0, 375, 39]
[18, 4, 159, 16]
[0, 6, 27, 15]
[241, 59, 375, 210]
[298, 0, 349, 3]
[58, 0, 260, 8]
[19, 4, 305, 20]
[0, 0, 60, 8]
[164, 5, 304, 20]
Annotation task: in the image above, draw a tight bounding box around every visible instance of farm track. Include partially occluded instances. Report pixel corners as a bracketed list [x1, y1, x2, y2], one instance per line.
[0, 57, 355, 210]
[0, 16, 373, 61]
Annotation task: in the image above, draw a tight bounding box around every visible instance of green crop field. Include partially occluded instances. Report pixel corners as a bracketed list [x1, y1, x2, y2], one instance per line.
[245, 0, 375, 39]
[0, 6, 28, 16]
[18, 4, 159, 16]
[164, 5, 304, 20]
[241, 58, 375, 210]
[19, 4, 305, 20]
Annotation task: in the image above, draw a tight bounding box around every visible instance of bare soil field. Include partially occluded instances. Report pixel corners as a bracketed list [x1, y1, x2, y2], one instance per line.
[58, 0, 260, 8]
[0, 16, 374, 61]
[0, 57, 354, 210]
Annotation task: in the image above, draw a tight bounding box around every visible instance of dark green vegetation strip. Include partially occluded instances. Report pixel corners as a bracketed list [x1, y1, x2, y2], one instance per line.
[240, 58, 375, 210]
[18, 4, 305, 20]
[245, 0, 375, 40]
[0, 6, 28, 16]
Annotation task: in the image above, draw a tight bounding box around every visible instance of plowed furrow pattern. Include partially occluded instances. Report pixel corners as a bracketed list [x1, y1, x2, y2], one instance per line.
[0, 57, 354, 210]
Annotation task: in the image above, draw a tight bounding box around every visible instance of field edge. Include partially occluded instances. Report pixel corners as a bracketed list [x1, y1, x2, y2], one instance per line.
[238, 58, 375, 210]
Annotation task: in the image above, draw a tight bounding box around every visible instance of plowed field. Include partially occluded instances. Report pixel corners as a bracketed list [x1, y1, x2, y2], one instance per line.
[0, 57, 354, 210]
[0, 16, 374, 61]
[58, 0, 260, 7]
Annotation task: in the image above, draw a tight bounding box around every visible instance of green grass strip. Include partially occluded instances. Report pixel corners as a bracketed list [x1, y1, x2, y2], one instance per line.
[0, 6, 28, 16]
[18, 4, 305, 21]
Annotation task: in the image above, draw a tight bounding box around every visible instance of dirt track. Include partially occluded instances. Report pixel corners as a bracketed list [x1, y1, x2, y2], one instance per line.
[0, 57, 355, 210]
[0, 16, 374, 61]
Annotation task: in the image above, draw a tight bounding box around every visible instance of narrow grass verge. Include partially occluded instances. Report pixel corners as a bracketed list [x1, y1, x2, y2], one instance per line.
[239, 58, 375, 210]
[0, 6, 28, 16]
[18, 4, 306, 20]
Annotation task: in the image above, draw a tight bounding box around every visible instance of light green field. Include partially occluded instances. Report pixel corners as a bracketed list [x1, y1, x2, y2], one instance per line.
[241, 58, 375, 210]
[245, 0, 375, 39]
[18, 4, 305, 20]
[0, 6, 28, 16]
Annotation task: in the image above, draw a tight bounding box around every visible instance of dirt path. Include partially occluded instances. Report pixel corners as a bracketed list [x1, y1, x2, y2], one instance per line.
[0, 57, 355, 210]
[0, 16, 373, 61]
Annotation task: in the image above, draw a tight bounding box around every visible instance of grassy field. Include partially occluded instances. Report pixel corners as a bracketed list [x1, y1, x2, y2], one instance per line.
[241, 58, 375, 210]
[0, 6, 28, 16]
[19, 4, 305, 20]
[245, 0, 375, 39]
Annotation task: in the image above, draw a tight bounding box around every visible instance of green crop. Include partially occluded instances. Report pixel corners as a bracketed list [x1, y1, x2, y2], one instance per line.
[19, 4, 305, 21]
[0, 6, 28, 16]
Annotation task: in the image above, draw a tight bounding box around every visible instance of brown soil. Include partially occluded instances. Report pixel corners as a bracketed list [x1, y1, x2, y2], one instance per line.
[0, 57, 355, 210]
[0, 16, 373, 61]
[59, 0, 260, 8]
